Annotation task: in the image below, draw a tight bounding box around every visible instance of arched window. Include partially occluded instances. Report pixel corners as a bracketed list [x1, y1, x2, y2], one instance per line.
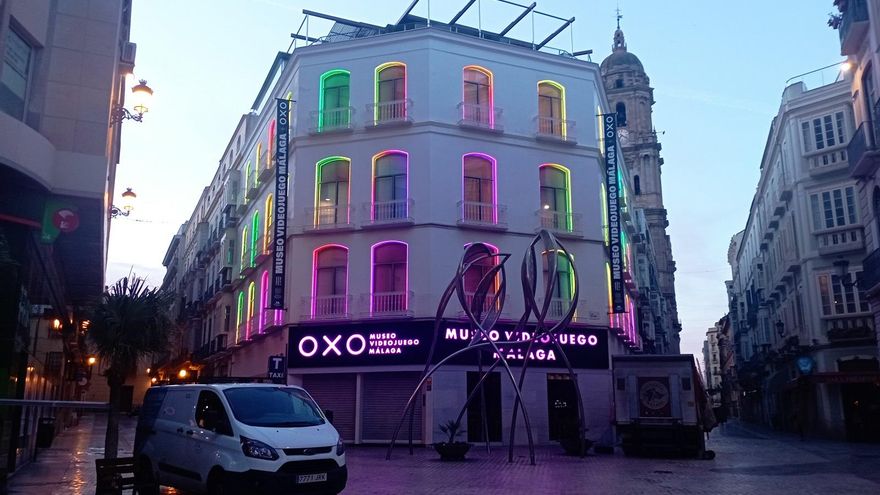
[543, 251, 574, 317]
[319, 70, 351, 129]
[539, 164, 571, 231]
[250, 212, 260, 265]
[462, 154, 496, 223]
[462, 243, 499, 315]
[376, 63, 407, 122]
[264, 194, 273, 253]
[236, 291, 245, 342]
[260, 271, 269, 332]
[616, 101, 627, 127]
[267, 120, 276, 168]
[537, 81, 566, 136]
[256, 142, 262, 173]
[240, 226, 249, 270]
[312, 245, 349, 317]
[463, 66, 493, 126]
[316, 157, 351, 226]
[373, 151, 408, 221]
[634, 175, 641, 195]
[247, 282, 256, 339]
[371, 242, 408, 314]
[244, 162, 252, 201]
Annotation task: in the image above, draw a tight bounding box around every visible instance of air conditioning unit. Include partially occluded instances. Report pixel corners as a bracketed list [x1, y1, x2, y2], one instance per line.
[120, 41, 137, 65]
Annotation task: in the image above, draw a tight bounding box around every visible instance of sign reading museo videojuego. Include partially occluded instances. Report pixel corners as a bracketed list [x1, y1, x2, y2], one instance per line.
[603, 113, 626, 313]
[271, 98, 289, 309]
[288, 321, 610, 370]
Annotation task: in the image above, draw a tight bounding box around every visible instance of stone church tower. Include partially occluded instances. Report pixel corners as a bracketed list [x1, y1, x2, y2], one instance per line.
[600, 25, 681, 353]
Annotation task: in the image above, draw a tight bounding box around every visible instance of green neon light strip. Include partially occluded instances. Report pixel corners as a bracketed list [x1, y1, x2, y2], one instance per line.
[318, 69, 350, 130]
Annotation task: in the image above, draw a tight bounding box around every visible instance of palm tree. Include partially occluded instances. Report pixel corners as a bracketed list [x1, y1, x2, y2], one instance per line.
[89, 276, 173, 459]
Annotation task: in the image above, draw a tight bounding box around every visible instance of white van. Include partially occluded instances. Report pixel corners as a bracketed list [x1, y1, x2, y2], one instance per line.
[133, 383, 347, 494]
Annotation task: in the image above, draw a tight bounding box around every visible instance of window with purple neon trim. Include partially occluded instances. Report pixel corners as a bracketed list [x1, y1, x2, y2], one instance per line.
[462, 244, 500, 313]
[371, 242, 407, 314]
[260, 271, 269, 332]
[312, 245, 348, 318]
[463, 154, 495, 223]
[373, 152, 408, 220]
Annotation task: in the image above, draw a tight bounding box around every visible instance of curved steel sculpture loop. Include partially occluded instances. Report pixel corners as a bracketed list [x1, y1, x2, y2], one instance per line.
[386, 232, 586, 465]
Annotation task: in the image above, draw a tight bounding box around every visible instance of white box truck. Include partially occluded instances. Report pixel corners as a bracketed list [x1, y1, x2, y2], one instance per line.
[612, 354, 716, 458]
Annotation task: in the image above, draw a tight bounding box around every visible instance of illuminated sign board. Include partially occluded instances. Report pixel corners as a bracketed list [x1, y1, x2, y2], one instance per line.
[270, 98, 289, 309]
[288, 321, 609, 369]
[602, 113, 625, 313]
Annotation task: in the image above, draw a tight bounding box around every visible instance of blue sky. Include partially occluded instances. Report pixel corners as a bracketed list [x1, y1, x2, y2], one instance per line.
[107, 0, 844, 357]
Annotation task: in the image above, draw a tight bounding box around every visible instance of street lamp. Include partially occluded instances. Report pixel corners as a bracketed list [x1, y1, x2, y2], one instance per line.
[775, 320, 785, 338]
[833, 259, 859, 288]
[110, 79, 154, 125]
[110, 187, 137, 218]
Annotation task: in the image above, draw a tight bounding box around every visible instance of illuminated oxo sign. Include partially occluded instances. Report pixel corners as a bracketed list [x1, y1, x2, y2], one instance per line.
[288, 321, 609, 369]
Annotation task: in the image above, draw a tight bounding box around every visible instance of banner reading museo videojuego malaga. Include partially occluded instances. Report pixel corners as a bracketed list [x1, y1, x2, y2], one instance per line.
[602, 113, 625, 314]
[271, 98, 289, 309]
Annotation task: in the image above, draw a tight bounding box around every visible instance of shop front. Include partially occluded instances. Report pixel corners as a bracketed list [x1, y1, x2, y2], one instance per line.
[288, 319, 612, 445]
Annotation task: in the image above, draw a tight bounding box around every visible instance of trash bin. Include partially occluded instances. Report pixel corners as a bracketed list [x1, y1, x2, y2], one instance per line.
[36, 417, 56, 448]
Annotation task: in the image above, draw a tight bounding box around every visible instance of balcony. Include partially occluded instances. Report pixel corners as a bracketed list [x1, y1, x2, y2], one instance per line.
[815, 225, 865, 256]
[366, 99, 412, 127]
[364, 199, 414, 227]
[839, 0, 869, 55]
[458, 292, 508, 318]
[457, 102, 503, 132]
[825, 315, 876, 343]
[457, 201, 507, 230]
[258, 164, 273, 183]
[535, 209, 583, 237]
[366, 291, 412, 317]
[806, 144, 848, 176]
[220, 266, 234, 292]
[535, 116, 576, 144]
[254, 237, 270, 264]
[303, 205, 354, 232]
[262, 307, 284, 331]
[861, 247, 880, 292]
[302, 295, 351, 320]
[310, 107, 354, 134]
[848, 121, 880, 178]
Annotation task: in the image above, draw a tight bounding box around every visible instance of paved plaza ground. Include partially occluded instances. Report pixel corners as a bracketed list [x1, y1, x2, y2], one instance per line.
[6, 414, 880, 494]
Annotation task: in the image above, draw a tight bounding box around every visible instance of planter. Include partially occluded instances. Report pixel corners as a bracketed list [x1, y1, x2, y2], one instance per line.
[433, 442, 472, 461]
[559, 437, 594, 456]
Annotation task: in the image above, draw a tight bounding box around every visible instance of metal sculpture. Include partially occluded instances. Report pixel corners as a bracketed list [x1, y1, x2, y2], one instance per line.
[386, 230, 586, 465]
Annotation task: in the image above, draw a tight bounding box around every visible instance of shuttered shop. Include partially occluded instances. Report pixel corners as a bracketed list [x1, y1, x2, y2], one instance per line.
[302, 373, 357, 442]
[361, 372, 423, 443]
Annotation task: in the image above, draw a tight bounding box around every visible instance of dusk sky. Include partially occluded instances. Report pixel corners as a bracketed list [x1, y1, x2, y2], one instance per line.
[106, 0, 845, 357]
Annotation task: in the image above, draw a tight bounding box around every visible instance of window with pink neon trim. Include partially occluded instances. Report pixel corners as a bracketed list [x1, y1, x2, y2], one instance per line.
[373, 153, 407, 220]
[462, 245, 500, 313]
[315, 247, 347, 297]
[538, 83, 563, 135]
[463, 155, 494, 222]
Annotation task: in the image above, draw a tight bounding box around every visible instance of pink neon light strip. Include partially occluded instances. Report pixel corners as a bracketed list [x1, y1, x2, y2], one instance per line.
[461, 153, 498, 224]
[311, 244, 349, 318]
[369, 241, 408, 314]
[371, 150, 409, 222]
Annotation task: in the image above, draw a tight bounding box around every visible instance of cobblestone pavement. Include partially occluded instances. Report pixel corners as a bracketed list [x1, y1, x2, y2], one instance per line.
[7, 416, 880, 494]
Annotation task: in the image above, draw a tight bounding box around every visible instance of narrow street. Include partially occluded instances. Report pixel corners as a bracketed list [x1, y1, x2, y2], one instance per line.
[7, 414, 880, 494]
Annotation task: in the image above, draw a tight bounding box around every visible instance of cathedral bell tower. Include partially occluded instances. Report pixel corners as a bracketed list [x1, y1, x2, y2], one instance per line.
[600, 23, 681, 352]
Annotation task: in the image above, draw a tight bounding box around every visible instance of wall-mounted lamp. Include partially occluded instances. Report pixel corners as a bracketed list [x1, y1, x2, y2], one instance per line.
[110, 188, 137, 218]
[775, 320, 785, 337]
[110, 79, 153, 125]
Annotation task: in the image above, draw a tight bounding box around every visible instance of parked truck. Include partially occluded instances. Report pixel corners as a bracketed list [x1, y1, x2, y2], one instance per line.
[612, 354, 716, 459]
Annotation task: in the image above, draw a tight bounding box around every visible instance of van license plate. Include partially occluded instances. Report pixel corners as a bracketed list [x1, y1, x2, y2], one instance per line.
[297, 473, 327, 484]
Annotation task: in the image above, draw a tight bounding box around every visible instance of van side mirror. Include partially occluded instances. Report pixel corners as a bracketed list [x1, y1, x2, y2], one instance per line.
[324, 409, 334, 424]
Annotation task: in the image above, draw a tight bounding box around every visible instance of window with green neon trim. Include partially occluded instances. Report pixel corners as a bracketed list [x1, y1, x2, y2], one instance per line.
[320, 72, 350, 129]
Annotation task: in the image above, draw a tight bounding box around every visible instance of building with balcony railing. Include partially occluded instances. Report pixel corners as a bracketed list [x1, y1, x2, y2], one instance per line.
[836, 3, 880, 413]
[159, 5, 676, 447]
[726, 73, 879, 441]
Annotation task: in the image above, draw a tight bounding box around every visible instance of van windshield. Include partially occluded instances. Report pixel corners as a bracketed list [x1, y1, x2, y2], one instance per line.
[223, 387, 326, 427]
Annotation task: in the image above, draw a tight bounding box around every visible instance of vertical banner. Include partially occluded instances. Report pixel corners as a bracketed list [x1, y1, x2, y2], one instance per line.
[271, 99, 290, 309]
[602, 113, 625, 313]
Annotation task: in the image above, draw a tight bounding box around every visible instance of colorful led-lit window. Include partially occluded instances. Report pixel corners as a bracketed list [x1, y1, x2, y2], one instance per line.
[462, 66, 494, 127]
[264, 194, 273, 253]
[537, 81, 566, 137]
[267, 120, 276, 167]
[539, 164, 572, 231]
[371, 241, 408, 314]
[542, 250, 575, 317]
[462, 243, 500, 314]
[375, 62, 406, 122]
[243, 161, 252, 202]
[372, 151, 408, 221]
[236, 291, 245, 342]
[259, 270, 269, 332]
[315, 157, 350, 226]
[247, 282, 256, 339]
[256, 142, 262, 175]
[240, 226, 249, 271]
[250, 212, 260, 266]
[312, 245, 349, 318]
[319, 70, 351, 130]
[462, 153, 496, 224]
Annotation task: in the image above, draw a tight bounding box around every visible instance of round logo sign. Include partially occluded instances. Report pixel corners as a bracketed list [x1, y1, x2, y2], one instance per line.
[639, 380, 670, 410]
[52, 209, 80, 233]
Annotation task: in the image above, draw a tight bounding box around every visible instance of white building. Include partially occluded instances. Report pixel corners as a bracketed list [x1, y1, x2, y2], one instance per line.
[158, 7, 667, 447]
[728, 75, 880, 440]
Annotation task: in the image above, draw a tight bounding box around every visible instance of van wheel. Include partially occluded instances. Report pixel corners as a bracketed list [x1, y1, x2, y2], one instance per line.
[134, 457, 159, 495]
[207, 468, 227, 495]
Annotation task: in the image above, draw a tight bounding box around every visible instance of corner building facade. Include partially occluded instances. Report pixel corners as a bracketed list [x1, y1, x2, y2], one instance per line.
[163, 12, 661, 447]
